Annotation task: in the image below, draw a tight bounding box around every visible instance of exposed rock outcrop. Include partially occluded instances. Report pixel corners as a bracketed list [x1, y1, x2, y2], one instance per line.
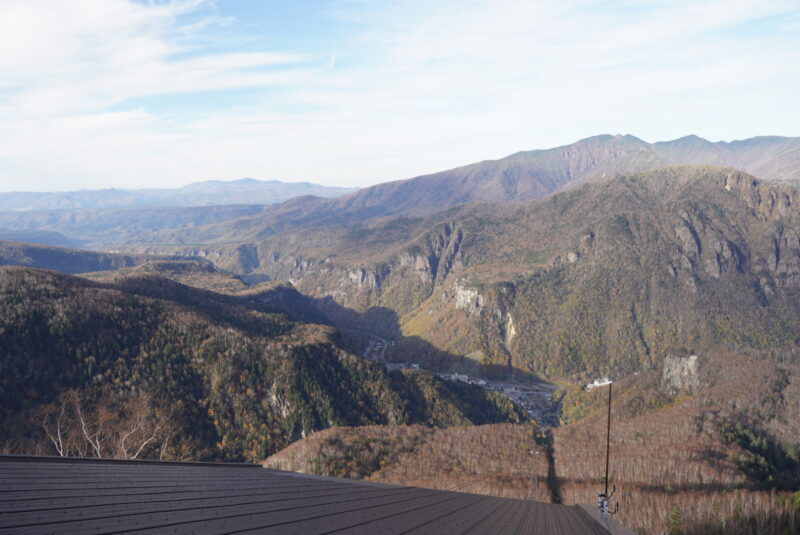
[454, 283, 483, 311]
[661, 354, 700, 395]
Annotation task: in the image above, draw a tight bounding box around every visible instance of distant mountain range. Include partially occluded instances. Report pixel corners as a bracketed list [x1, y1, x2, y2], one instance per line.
[96, 134, 800, 250]
[3, 134, 797, 250]
[4, 134, 800, 378]
[0, 229, 78, 248]
[143, 134, 800, 245]
[0, 204, 272, 248]
[8, 165, 800, 381]
[0, 178, 357, 212]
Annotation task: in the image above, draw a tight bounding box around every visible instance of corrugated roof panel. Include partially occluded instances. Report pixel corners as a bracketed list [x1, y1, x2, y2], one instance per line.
[0, 455, 625, 534]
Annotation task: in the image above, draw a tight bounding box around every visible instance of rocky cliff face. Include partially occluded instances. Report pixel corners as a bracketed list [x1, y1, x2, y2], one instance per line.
[130, 168, 800, 380]
[661, 354, 701, 395]
[219, 221, 469, 324]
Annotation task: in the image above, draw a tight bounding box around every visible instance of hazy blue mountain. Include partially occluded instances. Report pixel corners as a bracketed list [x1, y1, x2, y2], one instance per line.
[0, 178, 357, 212]
[0, 229, 78, 248]
[653, 135, 800, 178]
[0, 204, 272, 249]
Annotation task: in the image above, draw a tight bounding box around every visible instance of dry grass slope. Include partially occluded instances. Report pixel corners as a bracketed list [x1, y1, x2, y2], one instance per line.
[266, 350, 800, 534]
[266, 423, 551, 502]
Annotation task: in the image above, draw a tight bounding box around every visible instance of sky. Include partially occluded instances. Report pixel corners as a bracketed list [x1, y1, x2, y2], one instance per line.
[0, 0, 798, 192]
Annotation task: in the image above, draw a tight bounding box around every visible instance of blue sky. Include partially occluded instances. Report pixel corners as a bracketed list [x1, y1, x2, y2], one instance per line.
[0, 0, 798, 192]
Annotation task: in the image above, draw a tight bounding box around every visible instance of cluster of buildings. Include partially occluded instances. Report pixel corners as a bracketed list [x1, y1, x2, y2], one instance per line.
[434, 372, 560, 427]
[436, 372, 487, 386]
[371, 335, 562, 427]
[585, 377, 612, 390]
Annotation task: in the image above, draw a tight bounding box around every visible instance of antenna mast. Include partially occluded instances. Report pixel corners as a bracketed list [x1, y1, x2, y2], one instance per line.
[597, 379, 619, 518]
[604, 381, 612, 496]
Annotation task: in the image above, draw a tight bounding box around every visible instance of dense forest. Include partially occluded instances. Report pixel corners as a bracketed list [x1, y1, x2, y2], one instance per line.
[0, 266, 525, 462]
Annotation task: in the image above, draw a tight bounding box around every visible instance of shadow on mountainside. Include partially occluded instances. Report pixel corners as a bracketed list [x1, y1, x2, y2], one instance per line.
[312, 296, 539, 381]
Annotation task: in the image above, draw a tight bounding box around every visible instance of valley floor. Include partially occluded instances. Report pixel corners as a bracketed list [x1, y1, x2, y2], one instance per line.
[349, 327, 563, 427]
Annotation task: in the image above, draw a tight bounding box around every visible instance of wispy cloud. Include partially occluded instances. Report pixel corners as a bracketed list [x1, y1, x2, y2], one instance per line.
[0, 0, 312, 115]
[0, 0, 798, 191]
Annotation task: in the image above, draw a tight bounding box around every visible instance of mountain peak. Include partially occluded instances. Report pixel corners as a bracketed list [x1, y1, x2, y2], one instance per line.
[574, 133, 649, 147]
[667, 134, 713, 145]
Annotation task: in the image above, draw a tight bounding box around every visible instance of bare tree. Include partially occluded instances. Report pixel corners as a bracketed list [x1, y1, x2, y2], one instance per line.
[40, 404, 70, 457]
[72, 390, 108, 458]
[39, 389, 180, 460]
[114, 393, 175, 460]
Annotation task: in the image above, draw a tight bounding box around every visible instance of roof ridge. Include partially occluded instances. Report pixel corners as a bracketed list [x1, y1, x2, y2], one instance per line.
[0, 453, 260, 468]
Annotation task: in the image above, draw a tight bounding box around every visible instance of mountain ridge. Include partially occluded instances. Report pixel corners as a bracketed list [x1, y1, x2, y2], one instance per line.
[0, 178, 357, 212]
[111, 134, 800, 249]
[1, 134, 798, 250]
[0, 239, 198, 274]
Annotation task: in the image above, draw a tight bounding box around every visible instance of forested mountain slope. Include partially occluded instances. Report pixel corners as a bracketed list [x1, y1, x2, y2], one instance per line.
[0, 267, 525, 462]
[0, 240, 187, 274]
[157, 167, 800, 380]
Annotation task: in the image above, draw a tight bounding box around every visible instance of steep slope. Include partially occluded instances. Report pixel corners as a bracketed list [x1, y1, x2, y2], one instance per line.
[0, 267, 526, 462]
[726, 136, 800, 178]
[323, 134, 664, 217]
[552, 350, 800, 535]
[0, 178, 356, 211]
[163, 167, 800, 380]
[266, 423, 551, 502]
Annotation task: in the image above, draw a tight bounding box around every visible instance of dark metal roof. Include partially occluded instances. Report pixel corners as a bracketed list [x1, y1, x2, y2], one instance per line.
[0, 455, 620, 534]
